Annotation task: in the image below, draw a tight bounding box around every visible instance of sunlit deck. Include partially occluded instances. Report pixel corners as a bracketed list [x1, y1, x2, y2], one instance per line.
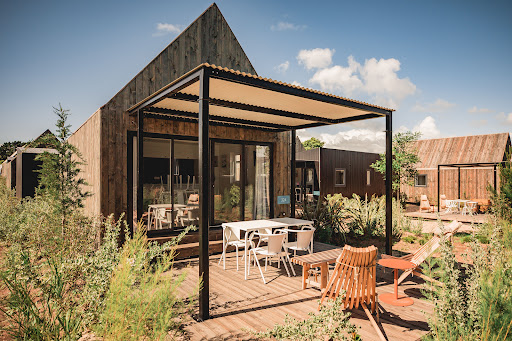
[174, 242, 432, 341]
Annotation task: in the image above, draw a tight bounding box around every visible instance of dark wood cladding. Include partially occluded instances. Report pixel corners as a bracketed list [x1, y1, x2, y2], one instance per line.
[319, 149, 384, 198]
[85, 4, 278, 220]
[297, 148, 384, 198]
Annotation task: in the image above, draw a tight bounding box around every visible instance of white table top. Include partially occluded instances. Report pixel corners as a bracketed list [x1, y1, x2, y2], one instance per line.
[221, 218, 313, 231]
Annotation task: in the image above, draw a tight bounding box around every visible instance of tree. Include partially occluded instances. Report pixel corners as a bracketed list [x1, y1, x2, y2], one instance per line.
[36, 104, 90, 230]
[371, 131, 421, 202]
[0, 141, 26, 162]
[302, 137, 325, 150]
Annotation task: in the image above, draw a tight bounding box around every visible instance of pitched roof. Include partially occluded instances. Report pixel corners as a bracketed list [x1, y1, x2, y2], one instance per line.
[415, 133, 511, 168]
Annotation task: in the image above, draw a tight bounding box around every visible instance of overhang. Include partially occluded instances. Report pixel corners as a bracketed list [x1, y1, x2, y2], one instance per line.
[129, 63, 393, 131]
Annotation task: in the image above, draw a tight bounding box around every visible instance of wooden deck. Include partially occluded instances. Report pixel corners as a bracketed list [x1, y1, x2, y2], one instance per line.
[405, 211, 488, 224]
[173, 242, 432, 340]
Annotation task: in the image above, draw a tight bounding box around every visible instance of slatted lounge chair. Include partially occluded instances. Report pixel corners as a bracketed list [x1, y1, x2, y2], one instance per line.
[381, 220, 462, 285]
[319, 245, 385, 341]
[419, 194, 431, 212]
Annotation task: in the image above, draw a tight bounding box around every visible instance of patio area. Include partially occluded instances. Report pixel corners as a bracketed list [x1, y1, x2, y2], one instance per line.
[173, 242, 432, 341]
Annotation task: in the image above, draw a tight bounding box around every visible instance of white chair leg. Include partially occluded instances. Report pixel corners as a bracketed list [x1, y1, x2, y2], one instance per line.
[252, 251, 266, 284]
[286, 253, 296, 276]
[280, 255, 291, 277]
[235, 245, 239, 271]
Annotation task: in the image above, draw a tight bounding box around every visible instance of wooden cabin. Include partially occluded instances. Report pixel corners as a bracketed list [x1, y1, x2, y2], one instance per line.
[402, 133, 511, 204]
[67, 3, 395, 320]
[0, 130, 56, 198]
[295, 146, 384, 202]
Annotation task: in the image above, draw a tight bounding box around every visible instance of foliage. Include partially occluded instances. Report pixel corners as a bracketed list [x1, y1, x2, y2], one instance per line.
[371, 131, 421, 202]
[302, 137, 325, 150]
[343, 194, 385, 238]
[95, 223, 196, 340]
[253, 296, 359, 340]
[488, 151, 512, 221]
[0, 141, 26, 163]
[0, 256, 83, 340]
[299, 194, 347, 245]
[36, 104, 91, 230]
[421, 218, 512, 340]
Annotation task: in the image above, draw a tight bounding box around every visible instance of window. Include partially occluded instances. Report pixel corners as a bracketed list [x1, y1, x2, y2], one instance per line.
[366, 169, 371, 186]
[335, 169, 346, 186]
[415, 174, 427, 187]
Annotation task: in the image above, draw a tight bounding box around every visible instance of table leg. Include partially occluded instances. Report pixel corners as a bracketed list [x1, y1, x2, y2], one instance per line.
[320, 263, 328, 290]
[302, 265, 310, 290]
[394, 269, 398, 300]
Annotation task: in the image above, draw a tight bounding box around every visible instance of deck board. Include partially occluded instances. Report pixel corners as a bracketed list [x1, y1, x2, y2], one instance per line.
[173, 242, 432, 341]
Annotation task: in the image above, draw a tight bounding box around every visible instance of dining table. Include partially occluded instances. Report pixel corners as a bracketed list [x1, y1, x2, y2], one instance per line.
[221, 218, 313, 280]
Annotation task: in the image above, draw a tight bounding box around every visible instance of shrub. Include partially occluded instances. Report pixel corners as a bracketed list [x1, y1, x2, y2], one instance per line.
[253, 296, 358, 340]
[95, 223, 196, 340]
[343, 194, 385, 238]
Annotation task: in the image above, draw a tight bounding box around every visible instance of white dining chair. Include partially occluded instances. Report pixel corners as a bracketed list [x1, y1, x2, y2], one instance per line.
[218, 227, 250, 271]
[462, 201, 477, 216]
[445, 200, 458, 214]
[155, 207, 172, 229]
[283, 225, 315, 257]
[248, 230, 291, 284]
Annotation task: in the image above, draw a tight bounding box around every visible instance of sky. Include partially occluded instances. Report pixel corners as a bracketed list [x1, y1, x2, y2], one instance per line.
[0, 0, 511, 153]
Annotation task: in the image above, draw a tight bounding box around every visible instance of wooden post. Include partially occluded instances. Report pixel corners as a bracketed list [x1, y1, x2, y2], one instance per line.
[291, 130, 296, 217]
[137, 110, 144, 223]
[385, 113, 393, 255]
[198, 69, 210, 321]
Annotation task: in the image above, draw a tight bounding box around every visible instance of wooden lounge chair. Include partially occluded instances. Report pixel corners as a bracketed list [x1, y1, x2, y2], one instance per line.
[319, 245, 385, 341]
[419, 194, 431, 212]
[381, 220, 462, 285]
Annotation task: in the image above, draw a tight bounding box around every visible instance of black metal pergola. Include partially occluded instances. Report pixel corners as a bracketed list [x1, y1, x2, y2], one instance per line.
[436, 162, 505, 211]
[128, 63, 394, 321]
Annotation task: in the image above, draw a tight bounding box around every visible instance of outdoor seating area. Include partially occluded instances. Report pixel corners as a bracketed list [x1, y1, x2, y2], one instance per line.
[187, 217, 462, 340]
[175, 241, 433, 340]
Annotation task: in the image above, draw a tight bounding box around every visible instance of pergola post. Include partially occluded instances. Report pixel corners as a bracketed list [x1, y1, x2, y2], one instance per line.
[437, 165, 440, 213]
[198, 70, 210, 321]
[136, 109, 144, 223]
[458, 167, 461, 199]
[291, 130, 296, 217]
[385, 113, 393, 255]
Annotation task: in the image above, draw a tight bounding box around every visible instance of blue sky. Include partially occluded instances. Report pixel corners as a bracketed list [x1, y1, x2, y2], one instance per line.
[0, 0, 511, 152]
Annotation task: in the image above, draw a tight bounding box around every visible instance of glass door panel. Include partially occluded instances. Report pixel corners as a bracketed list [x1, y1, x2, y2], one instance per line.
[244, 145, 270, 220]
[213, 143, 242, 224]
[173, 140, 199, 230]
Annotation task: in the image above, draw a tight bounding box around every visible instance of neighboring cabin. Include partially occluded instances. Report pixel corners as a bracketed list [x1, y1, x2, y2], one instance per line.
[0, 130, 56, 198]
[295, 144, 384, 203]
[402, 132, 511, 203]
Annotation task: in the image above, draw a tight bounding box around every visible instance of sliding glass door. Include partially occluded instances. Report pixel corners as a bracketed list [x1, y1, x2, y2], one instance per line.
[130, 134, 273, 235]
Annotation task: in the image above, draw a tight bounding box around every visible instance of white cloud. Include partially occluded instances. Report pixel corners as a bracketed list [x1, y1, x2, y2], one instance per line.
[297, 48, 335, 70]
[271, 21, 307, 31]
[291, 80, 302, 86]
[496, 112, 512, 124]
[153, 23, 181, 37]
[468, 106, 493, 113]
[303, 52, 416, 109]
[297, 115, 441, 153]
[413, 99, 455, 112]
[413, 116, 441, 139]
[275, 61, 289, 74]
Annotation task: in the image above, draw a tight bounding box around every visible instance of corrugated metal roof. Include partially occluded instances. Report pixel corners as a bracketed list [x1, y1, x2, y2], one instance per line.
[416, 133, 511, 168]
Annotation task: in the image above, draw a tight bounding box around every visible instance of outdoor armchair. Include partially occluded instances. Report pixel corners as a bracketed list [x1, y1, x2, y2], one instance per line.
[381, 220, 462, 285]
[319, 245, 385, 341]
[282, 225, 315, 256]
[419, 194, 431, 212]
[248, 230, 293, 283]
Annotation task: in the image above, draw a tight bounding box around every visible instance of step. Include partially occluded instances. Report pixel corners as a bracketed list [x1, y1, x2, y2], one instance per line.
[173, 239, 226, 260]
[148, 228, 223, 245]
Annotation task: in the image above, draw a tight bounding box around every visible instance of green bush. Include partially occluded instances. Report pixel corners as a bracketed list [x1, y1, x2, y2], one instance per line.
[343, 194, 384, 238]
[253, 296, 358, 340]
[403, 235, 416, 244]
[94, 223, 197, 340]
